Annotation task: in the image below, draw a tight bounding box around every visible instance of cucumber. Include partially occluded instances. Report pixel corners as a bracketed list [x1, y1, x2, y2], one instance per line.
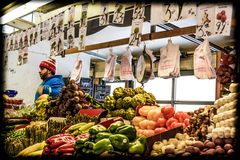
[5, 119, 30, 125]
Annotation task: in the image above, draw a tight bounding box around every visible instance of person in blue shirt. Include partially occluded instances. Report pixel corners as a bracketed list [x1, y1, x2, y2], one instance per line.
[35, 57, 65, 101]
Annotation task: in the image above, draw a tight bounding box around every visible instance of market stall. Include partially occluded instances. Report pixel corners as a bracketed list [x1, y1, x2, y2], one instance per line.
[2, 1, 239, 159]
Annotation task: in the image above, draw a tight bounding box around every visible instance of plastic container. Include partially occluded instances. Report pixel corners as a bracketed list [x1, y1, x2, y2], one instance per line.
[4, 90, 18, 97]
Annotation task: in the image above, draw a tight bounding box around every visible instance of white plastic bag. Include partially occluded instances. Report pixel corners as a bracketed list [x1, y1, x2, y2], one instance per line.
[120, 47, 134, 80]
[70, 55, 82, 83]
[103, 50, 117, 81]
[158, 39, 180, 78]
[194, 38, 216, 79]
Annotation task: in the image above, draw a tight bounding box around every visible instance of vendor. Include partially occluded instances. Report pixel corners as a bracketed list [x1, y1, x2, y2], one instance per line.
[35, 57, 65, 101]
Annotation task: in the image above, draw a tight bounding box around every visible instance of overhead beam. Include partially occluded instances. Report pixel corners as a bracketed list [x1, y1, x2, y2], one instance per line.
[61, 25, 197, 55]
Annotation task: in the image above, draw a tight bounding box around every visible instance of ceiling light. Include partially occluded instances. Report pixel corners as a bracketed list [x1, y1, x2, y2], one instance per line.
[0, 0, 53, 25]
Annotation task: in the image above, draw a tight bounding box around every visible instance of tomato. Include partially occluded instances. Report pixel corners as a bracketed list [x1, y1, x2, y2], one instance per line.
[181, 112, 190, 120]
[166, 117, 178, 128]
[154, 127, 167, 134]
[157, 117, 167, 127]
[161, 105, 175, 119]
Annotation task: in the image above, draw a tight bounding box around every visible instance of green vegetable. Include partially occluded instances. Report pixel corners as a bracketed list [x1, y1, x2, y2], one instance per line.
[115, 124, 136, 141]
[128, 136, 146, 155]
[84, 141, 95, 149]
[93, 138, 113, 155]
[108, 121, 125, 133]
[109, 134, 129, 151]
[88, 124, 107, 135]
[124, 107, 136, 120]
[75, 138, 88, 150]
[95, 132, 112, 142]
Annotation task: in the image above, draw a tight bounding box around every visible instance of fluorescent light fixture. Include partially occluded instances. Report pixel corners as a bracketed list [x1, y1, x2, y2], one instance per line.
[0, 0, 53, 24]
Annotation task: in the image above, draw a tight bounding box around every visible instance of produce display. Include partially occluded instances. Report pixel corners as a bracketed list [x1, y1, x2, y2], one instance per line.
[25, 121, 47, 146]
[104, 87, 156, 120]
[133, 105, 191, 137]
[47, 80, 103, 118]
[3, 84, 237, 158]
[46, 117, 67, 138]
[208, 83, 238, 140]
[4, 129, 29, 156]
[3, 94, 24, 109]
[74, 121, 146, 157]
[185, 105, 216, 141]
[151, 133, 235, 157]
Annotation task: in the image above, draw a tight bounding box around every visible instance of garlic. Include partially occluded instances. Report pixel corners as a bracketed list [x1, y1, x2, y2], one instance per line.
[218, 127, 224, 138]
[216, 122, 220, 128]
[224, 127, 231, 138]
[219, 120, 225, 127]
[208, 125, 214, 133]
[213, 115, 218, 123]
[228, 93, 238, 101]
[152, 141, 164, 151]
[230, 127, 236, 138]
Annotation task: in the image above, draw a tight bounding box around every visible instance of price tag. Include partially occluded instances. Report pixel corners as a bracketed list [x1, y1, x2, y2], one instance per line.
[99, 3, 109, 26]
[112, 3, 125, 24]
[196, 4, 215, 38]
[78, 27, 87, 51]
[214, 4, 232, 36]
[129, 19, 143, 47]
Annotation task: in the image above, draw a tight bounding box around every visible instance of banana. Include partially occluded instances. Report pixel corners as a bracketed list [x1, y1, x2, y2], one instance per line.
[16, 141, 46, 157]
[78, 122, 95, 133]
[65, 122, 87, 133]
[26, 149, 43, 157]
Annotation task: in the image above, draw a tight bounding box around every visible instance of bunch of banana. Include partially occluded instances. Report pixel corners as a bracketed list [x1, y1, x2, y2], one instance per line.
[35, 94, 50, 121]
[16, 141, 46, 157]
[65, 122, 95, 137]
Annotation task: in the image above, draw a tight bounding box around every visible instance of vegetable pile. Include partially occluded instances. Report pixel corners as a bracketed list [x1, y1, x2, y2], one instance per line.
[104, 87, 156, 120]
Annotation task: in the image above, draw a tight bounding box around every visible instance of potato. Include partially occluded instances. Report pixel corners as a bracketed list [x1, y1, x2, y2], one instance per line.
[185, 146, 195, 154]
[227, 149, 234, 155]
[165, 147, 175, 154]
[216, 147, 225, 155]
[181, 152, 191, 157]
[205, 141, 215, 149]
[205, 149, 216, 155]
[224, 144, 233, 151]
[214, 138, 224, 146]
[192, 141, 204, 150]
[193, 147, 201, 154]
[204, 140, 210, 146]
[224, 138, 233, 144]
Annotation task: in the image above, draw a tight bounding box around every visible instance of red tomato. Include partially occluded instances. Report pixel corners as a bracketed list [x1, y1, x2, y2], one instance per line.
[157, 117, 167, 127]
[166, 117, 178, 128]
[161, 105, 175, 119]
[183, 118, 190, 126]
[181, 112, 190, 120]
[154, 127, 167, 134]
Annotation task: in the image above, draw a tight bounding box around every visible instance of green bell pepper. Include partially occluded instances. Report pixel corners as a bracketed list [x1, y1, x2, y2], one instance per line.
[93, 138, 114, 155]
[75, 138, 89, 150]
[115, 124, 136, 141]
[109, 134, 129, 151]
[95, 132, 112, 142]
[89, 124, 107, 135]
[128, 136, 146, 155]
[108, 121, 125, 133]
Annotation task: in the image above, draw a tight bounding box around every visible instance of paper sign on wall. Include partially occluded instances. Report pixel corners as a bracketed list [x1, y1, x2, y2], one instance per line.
[150, 3, 163, 25]
[214, 4, 232, 36]
[178, 3, 196, 20]
[9, 34, 14, 51]
[129, 19, 143, 47]
[55, 12, 64, 55]
[129, 3, 144, 47]
[112, 3, 125, 24]
[99, 3, 109, 26]
[40, 19, 50, 41]
[80, 3, 88, 28]
[67, 6, 75, 49]
[196, 4, 215, 38]
[78, 4, 88, 51]
[161, 3, 179, 23]
[28, 27, 34, 46]
[132, 2, 145, 21]
[14, 33, 19, 50]
[49, 16, 58, 56]
[18, 31, 28, 66]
